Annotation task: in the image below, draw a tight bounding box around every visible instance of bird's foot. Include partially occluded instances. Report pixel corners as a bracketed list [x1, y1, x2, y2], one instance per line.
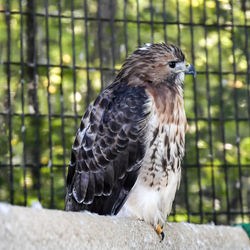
[156, 224, 165, 242]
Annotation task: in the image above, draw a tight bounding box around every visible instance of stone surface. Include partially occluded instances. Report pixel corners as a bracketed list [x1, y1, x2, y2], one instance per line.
[0, 203, 249, 250]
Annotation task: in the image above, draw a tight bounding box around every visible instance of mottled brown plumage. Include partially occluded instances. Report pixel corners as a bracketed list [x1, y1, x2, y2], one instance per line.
[65, 43, 196, 239]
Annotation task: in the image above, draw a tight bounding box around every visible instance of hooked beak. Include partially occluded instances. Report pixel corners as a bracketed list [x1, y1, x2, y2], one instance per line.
[185, 63, 196, 78]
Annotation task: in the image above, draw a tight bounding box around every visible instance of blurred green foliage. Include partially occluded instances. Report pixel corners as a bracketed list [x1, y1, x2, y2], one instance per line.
[0, 0, 249, 225]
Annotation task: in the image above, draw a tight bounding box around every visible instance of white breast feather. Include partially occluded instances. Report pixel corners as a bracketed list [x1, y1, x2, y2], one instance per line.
[118, 99, 185, 228]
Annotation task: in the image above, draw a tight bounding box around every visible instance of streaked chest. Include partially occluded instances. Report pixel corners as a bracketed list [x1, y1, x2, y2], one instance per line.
[139, 86, 187, 189]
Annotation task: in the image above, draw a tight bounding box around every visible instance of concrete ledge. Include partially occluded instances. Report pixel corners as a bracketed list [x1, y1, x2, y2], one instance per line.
[0, 203, 249, 250]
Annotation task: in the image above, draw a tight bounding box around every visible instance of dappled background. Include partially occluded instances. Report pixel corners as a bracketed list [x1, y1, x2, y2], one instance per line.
[0, 0, 249, 225]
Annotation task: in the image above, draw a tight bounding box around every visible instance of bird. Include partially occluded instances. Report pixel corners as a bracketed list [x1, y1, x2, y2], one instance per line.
[65, 43, 196, 240]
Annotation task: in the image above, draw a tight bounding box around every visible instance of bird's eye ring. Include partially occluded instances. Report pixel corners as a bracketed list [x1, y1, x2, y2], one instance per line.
[168, 61, 176, 68]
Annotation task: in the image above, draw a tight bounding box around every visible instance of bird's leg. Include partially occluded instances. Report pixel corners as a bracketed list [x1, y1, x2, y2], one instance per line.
[156, 224, 165, 242]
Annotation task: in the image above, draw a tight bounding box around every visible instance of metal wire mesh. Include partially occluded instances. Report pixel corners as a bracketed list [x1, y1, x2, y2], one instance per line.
[0, 0, 249, 225]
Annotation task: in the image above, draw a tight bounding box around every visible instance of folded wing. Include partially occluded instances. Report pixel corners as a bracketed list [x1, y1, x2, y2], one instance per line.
[65, 82, 150, 215]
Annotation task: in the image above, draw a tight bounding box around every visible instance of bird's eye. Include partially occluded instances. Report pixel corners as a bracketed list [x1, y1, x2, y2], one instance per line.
[168, 62, 176, 68]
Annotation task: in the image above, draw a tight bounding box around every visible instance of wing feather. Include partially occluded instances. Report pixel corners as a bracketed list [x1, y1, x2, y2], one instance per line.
[65, 82, 150, 215]
[72, 171, 89, 203]
[84, 172, 95, 204]
[94, 170, 104, 196]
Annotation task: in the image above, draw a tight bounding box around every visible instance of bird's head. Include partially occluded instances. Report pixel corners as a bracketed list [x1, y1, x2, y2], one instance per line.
[116, 43, 196, 87]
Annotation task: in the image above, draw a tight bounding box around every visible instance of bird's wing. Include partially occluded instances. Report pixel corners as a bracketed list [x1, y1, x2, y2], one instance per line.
[65, 83, 150, 215]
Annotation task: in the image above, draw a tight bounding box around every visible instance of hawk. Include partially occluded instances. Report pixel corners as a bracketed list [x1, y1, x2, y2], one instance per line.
[65, 43, 196, 240]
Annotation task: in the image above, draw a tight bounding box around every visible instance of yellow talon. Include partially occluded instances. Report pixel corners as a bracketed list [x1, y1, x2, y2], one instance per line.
[156, 224, 165, 242]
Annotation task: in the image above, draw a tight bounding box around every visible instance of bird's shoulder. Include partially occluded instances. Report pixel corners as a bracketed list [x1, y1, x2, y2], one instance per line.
[74, 81, 151, 150]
